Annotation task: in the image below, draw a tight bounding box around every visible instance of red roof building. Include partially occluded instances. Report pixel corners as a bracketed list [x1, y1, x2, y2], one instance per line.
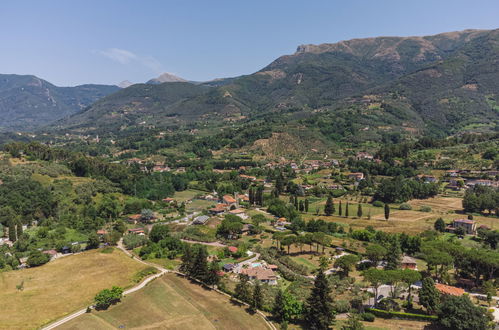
[435, 283, 465, 296]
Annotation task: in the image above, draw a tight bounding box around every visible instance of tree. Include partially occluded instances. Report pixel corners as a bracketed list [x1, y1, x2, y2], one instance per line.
[324, 197, 334, 216]
[180, 244, 194, 275]
[385, 240, 402, 270]
[357, 204, 363, 218]
[400, 269, 421, 308]
[437, 295, 489, 330]
[305, 199, 309, 213]
[341, 313, 365, 330]
[250, 282, 263, 312]
[190, 245, 209, 281]
[87, 233, 100, 249]
[299, 200, 305, 212]
[434, 218, 446, 232]
[419, 277, 440, 314]
[256, 185, 264, 206]
[15, 219, 23, 240]
[334, 254, 359, 278]
[345, 202, 349, 217]
[149, 224, 170, 243]
[8, 220, 17, 242]
[234, 274, 251, 303]
[365, 244, 387, 267]
[27, 251, 50, 267]
[206, 260, 221, 287]
[384, 204, 390, 220]
[281, 235, 296, 254]
[338, 201, 342, 216]
[305, 268, 335, 329]
[273, 290, 303, 323]
[94, 286, 124, 310]
[362, 268, 386, 307]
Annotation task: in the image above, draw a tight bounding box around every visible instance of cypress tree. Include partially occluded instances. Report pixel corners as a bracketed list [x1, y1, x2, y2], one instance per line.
[180, 244, 194, 275]
[289, 195, 294, 204]
[384, 203, 390, 220]
[251, 282, 263, 312]
[294, 197, 299, 210]
[324, 196, 334, 216]
[234, 274, 251, 303]
[257, 185, 264, 206]
[339, 201, 342, 216]
[249, 187, 255, 205]
[299, 200, 305, 212]
[305, 268, 335, 329]
[357, 204, 363, 218]
[16, 219, 23, 239]
[385, 239, 402, 270]
[345, 202, 349, 217]
[305, 199, 309, 213]
[191, 246, 209, 281]
[8, 221, 16, 242]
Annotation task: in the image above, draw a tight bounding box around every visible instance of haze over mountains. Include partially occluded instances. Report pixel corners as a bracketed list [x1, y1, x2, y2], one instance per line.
[1, 28, 498, 140]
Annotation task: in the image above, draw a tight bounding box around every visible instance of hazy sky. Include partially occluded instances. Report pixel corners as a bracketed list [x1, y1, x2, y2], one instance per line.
[1, 0, 498, 86]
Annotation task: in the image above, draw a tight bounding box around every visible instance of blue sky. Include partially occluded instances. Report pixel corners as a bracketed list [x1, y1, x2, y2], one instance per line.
[1, 0, 498, 86]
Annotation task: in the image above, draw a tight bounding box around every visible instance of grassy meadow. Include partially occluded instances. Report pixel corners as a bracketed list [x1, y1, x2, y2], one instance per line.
[0, 248, 148, 329]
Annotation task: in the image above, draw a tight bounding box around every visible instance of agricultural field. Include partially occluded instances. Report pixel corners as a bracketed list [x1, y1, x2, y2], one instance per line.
[59, 273, 271, 330]
[0, 248, 148, 329]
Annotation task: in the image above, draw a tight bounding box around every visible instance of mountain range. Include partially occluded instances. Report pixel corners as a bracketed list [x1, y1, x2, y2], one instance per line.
[3, 28, 499, 143]
[0, 74, 119, 131]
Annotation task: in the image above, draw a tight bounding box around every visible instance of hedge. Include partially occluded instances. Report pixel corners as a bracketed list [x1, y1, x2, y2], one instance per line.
[365, 308, 437, 321]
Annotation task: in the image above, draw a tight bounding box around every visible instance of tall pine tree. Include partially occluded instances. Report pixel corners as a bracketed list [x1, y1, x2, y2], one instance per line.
[419, 277, 440, 314]
[345, 202, 349, 217]
[250, 282, 263, 312]
[305, 268, 335, 329]
[384, 203, 390, 220]
[305, 199, 309, 213]
[339, 201, 342, 216]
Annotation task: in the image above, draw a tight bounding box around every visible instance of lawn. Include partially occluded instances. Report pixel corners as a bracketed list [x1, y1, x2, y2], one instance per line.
[59, 273, 271, 330]
[174, 189, 206, 202]
[0, 248, 148, 329]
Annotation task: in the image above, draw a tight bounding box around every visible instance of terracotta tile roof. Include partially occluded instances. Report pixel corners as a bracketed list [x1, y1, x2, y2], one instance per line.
[223, 195, 237, 204]
[435, 283, 465, 296]
[241, 266, 277, 281]
[228, 246, 238, 253]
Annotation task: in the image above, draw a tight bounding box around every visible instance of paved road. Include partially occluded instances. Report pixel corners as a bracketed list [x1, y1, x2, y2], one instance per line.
[41, 241, 168, 330]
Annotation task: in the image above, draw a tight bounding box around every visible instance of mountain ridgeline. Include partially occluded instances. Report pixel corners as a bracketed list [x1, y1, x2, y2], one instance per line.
[44, 29, 499, 141]
[0, 74, 119, 131]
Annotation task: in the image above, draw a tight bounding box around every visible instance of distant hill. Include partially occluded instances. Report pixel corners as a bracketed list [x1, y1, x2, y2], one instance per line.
[146, 73, 187, 84]
[0, 74, 119, 131]
[51, 29, 499, 140]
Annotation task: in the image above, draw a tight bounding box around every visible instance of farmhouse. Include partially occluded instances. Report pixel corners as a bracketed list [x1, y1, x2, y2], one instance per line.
[435, 283, 465, 296]
[447, 219, 477, 235]
[241, 266, 278, 285]
[127, 214, 142, 224]
[229, 208, 248, 220]
[128, 228, 145, 235]
[401, 256, 417, 270]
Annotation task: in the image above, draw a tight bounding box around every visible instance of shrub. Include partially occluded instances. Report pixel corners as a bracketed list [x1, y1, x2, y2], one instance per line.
[94, 286, 124, 310]
[372, 201, 384, 207]
[365, 308, 437, 321]
[27, 251, 50, 267]
[123, 234, 148, 249]
[132, 267, 158, 283]
[399, 203, 412, 210]
[420, 206, 432, 212]
[361, 312, 375, 322]
[334, 299, 351, 313]
[377, 298, 401, 312]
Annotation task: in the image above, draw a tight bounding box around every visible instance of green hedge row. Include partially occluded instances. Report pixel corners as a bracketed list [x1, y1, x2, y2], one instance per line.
[365, 308, 437, 321]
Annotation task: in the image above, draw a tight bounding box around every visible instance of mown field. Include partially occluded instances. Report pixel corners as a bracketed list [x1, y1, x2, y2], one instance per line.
[0, 248, 148, 329]
[59, 273, 271, 330]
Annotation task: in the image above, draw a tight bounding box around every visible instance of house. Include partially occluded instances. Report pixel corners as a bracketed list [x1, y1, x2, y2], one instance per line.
[356, 152, 374, 161]
[228, 246, 238, 254]
[209, 204, 228, 215]
[446, 170, 459, 177]
[241, 266, 278, 285]
[128, 228, 145, 235]
[193, 215, 210, 225]
[222, 195, 237, 207]
[127, 214, 142, 224]
[241, 223, 254, 234]
[239, 174, 256, 181]
[96, 229, 108, 237]
[447, 219, 477, 235]
[223, 263, 236, 272]
[237, 194, 250, 203]
[229, 208, 248, 220]
[401, 256, 418, 270]
[435, 283, 465, 296]
[162, 197, 175, 204]
[466, 179, 494, 187]
[417, 174, 438, 183]
[348, 172, 364, 181]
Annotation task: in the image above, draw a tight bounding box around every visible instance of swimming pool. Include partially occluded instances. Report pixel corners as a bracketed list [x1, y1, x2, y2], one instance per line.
[251, 262, 262, 267]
